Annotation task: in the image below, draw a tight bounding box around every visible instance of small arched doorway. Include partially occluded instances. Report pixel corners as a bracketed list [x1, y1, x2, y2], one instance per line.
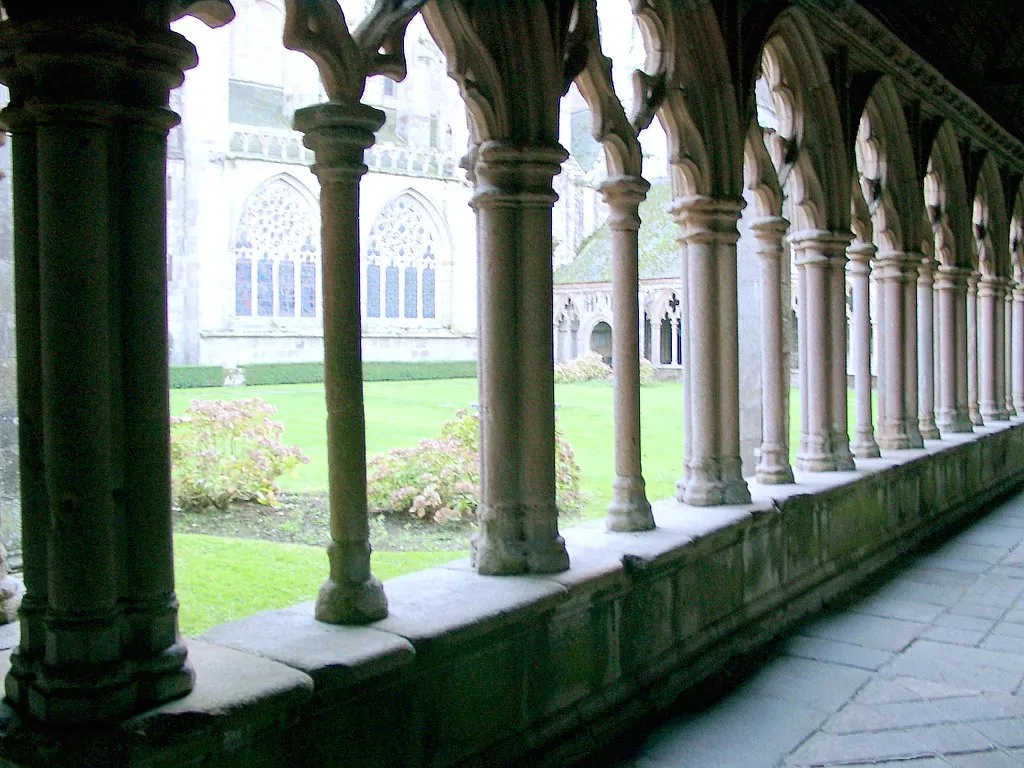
[590, 321, 613, 366]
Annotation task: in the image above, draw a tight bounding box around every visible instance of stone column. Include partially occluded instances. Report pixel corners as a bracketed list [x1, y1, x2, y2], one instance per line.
[673, 197, 750, 505]
[903, 254, 924, 448]
[978, 275, 1000, 421]
[471, 142, 569, 573]
[295, 103, 389, 623]
[874, 252, 915, 450]
[791, 230, 838, 471]
[752, 217, 795, 484]
[830, 246, 856, 468]
[848, 241, 881, 457]
[917, 257, 940, 438]
[935, 267, 970, 432]
[967, 271, 984, 425]
[1001, 282, 1014, 417]
[1014, 284, 1024, 415]
[603, 176, 654, 531]
[0, 20, 195, 723]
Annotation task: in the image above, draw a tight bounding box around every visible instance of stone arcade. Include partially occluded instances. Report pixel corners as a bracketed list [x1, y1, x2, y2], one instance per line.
[1, 1, 1024, 767]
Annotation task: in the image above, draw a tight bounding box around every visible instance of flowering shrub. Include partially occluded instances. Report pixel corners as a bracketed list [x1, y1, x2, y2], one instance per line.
[639, 356, 656, 385]
[554, 351, 612, 383]
[367, 409, 584, 525]
[170, 398, 308, 511]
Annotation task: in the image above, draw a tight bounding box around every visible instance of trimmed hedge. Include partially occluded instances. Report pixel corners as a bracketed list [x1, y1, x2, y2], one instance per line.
[169, 360, 479, 389]
[169, 365, 225, 389]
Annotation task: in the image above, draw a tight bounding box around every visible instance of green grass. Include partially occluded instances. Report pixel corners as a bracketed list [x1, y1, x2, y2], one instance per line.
[174, 533, 464, 636]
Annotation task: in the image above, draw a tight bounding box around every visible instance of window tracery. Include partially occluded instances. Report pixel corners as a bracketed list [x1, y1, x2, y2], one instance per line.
[364, 194, 439, 321]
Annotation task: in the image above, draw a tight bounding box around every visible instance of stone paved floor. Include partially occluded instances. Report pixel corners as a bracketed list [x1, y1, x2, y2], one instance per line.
[581, 492, 1024, 767]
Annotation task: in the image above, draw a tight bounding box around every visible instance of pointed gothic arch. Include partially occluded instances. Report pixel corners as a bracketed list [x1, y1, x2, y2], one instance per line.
[974, 154, 1010, 278]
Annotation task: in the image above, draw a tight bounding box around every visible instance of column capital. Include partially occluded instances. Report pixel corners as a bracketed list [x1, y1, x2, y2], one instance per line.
[874, 250, 918, 281]
[0, 20, 196, 132]
[917, 255, 940, 278]
[847, 238, 876, 267]
[599, 175, 650, 232]
[295, 101, 384, 181]
[750, 216, 789, 260]
[977, 273, 1002, 298]
[471, 140, 567, 208]
[789, 229, 851, 266]
[669, 195, 744, 245]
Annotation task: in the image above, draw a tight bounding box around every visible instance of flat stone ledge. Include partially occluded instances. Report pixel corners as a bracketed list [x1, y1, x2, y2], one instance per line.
[201, 607, 414, 696]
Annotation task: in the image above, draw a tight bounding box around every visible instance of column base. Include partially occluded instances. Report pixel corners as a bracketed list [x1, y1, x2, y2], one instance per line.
[831, 436, 856, 471]
[1014, 399, 1024, 415]
[676, 464, 724, 506]
[905, 426, 925, 449]
[606, 476, 655, 532]
[851, 430, 884, 460]
[936, 411, 974, 433]
[719, 457, 752, 504]
[970, 407, 984, 426]
[755, 444, 794, 485]
[315, 575, 388, 624]
[993, 408, 1011, 421]
[796, 433, 836, 472]
[526, 535, 570, 574]
[918, 420, 941, 440]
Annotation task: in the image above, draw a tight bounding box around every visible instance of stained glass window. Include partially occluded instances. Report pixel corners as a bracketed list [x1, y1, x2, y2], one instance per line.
[364, 193, 441, 323]
[235, 257, 252, 315]
[278, 258, 295, 316]
[300, 260, 316, 317]
[257, 256, 274, 316]
[385, 266, 400, 318]
[367, 263, 381, 317]
[232, 175, 319, 318]
[422, 266, 435, 319]
[404, 266, 418, 318]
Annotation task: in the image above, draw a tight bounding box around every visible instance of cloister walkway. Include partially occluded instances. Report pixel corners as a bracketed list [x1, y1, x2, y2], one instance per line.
[582, 490, 1024, 768]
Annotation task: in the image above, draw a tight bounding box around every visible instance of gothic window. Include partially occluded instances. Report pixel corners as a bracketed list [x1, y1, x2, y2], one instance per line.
[364, 193, 442, 323]
[232, 176, 320, 319]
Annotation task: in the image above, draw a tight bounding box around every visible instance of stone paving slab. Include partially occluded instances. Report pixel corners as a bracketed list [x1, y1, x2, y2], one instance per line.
[587, 490, 1024, 768]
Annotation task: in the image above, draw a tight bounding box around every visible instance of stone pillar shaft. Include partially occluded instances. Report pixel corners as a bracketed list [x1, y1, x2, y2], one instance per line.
[1004, 286, 1015, 416]
[471, 142, 569, 573]
[603, 177, 654, 531]
[978, 275, 1000, 420]
[295, 103, 388, 623]
[830, 251, 855, 468]
[673, 197, 750, 505]
[875, 252, 921, 449]
[934, 268, 972, 432]
[1014, 286, 1024, 414]
[849, 242, 880, 457]
[752, 217, 794, 484]
[903, 255, 923, 447]
[0, 20, 195, 723]
[917, 258, 940, 439]
[967, 272, 983, 425]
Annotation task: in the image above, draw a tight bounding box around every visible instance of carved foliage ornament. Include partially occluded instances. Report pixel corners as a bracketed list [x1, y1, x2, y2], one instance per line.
[283, 0, 428, 103]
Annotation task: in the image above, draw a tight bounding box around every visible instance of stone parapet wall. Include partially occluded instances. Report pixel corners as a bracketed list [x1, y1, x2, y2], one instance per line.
[3, 423, 1023, 767]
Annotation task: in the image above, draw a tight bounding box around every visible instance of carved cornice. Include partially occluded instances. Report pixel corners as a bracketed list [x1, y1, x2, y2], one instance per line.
[799, 0, 1024, 171]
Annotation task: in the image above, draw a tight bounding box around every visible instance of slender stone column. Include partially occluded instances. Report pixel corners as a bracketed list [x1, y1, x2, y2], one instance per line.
[903, 254, 924, 448]
[917, 257, 940, 439]
[791, 230, 842, 471]
[672, 197, 750, 505]
[295, 103, 389, 622]
[1014, 285, 1024, 415]
[0, 20, 195, 723]
[874, 251, 912, 449]
[471, 142, 569, 573]
[1001, 282, 1013, 417]
[830, 247, 856, 468]
[935, 267, 973, 431]
[978, 275, 1000, 421]
[967, 271, 984, 425]
[848, 241, 881, 457]
[752, 217, 795, 484]
[603, 176, 654, 531]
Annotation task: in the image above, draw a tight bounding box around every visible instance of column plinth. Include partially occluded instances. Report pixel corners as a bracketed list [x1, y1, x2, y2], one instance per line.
[848, 242, 881, 457]
[752, 216, 795, 484]
[0, 20, 196, 723]
[296, 102, 389, 623]
[672, 197, 750, 505]
[602, 177, 655, 531]
[471, 142, 569, 573]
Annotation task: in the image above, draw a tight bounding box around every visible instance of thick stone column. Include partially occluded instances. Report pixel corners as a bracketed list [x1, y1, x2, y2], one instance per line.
[752, 217, 795, 484]
[903, 254, 924, 448]
[848, 241, 881, 457]
[471, 142, 569, 573]
[1014, 285, 1024, 415]
[917, 257, 940, 438]
[603, 176, 654, 531]
[295, 103, 388, 623]
[791, 230, 845, 472]
[874, 252, 920, 450]
[1004, 285, 1015, 417]
[967, 271, 984, 425]
[830, 246, 856, 468]
[0, 19, 195, 723]
[672, 197, 750, 505]
[978, 275, 1000, 421]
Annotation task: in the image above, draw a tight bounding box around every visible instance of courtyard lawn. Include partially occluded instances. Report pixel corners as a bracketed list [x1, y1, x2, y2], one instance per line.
[174, 533, 464, 636]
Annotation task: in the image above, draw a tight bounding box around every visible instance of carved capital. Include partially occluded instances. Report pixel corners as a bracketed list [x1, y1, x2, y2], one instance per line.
[294, 101, 384, 181]
[471, 141, 567, 208]
[600, 175, 650, 231]
[669, 196, 744, 245]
